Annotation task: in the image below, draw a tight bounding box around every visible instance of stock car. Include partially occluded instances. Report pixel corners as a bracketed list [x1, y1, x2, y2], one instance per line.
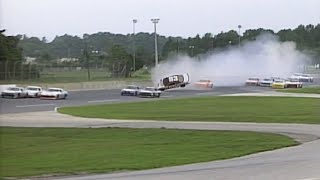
[290, 73, 314, 82]
[157, 73, 190, 91]
[40, 88, 68, 99]
[286, 78, 303, 88]
[271, 79, 287, 89]
[137, 87, 161, 98]
[1, 87, 27, 98]
[245, 78, 260, 86]
[121, 85, 141, 96]
[25, 86, 42, 97]
[194, 80, 213, 88]
[259, 78, 274, 87]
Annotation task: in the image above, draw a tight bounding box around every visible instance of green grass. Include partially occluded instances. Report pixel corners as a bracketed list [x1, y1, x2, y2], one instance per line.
[0, 70, 151, 84]
[0, 127, 297, 178]
[59, 96, 320, 124]
[277, 86, 320, 94]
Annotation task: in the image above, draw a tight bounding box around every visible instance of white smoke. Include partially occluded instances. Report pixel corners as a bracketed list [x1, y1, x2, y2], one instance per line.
[151, 34, 311, 86]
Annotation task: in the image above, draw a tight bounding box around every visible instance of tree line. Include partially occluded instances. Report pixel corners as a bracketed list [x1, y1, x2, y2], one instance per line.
[1, 24, 319, 80]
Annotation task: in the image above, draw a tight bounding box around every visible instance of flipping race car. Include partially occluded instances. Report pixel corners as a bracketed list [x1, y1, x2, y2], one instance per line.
[157, 73, 190, 91]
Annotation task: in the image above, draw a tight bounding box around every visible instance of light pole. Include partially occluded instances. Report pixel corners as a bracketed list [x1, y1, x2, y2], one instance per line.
[238, 25, 242, 48]
[132, 19, 137, 72]
[189, 46, 194, 57]
[151, 18, 160, 66]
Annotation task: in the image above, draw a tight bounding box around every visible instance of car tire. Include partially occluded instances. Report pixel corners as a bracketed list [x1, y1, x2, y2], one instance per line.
[56, 95, 60, 99]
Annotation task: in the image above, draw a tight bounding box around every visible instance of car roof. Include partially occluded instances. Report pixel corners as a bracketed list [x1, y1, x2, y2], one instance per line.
[26, 86, 42, 88]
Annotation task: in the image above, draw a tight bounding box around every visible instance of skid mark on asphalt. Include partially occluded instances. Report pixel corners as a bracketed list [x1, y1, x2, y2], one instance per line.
[16, 103, 56, 108]
[88, 99, 119, 103]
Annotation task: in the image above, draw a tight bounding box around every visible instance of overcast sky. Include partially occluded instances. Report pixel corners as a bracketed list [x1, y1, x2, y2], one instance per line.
[1, 0, 319, 40]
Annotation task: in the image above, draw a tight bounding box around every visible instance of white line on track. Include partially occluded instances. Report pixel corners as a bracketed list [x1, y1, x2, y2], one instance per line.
[88, 99, 119, 103]
[16, 103, 56, 108]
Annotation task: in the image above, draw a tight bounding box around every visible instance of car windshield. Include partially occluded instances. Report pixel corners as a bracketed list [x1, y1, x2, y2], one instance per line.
[27, 87, 40, 91]
[48, 89, 61, 92]
[263, 79, 271, 81]
[8, 87, 20, 91]
[126, 86, 138, 89]
[145, 87, 155, 91]
[248, 78, 258, 81]
[274, 80, 284, 83]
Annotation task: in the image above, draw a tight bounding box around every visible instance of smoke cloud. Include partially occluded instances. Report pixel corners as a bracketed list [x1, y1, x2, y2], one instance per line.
[151, 34, 311, 87]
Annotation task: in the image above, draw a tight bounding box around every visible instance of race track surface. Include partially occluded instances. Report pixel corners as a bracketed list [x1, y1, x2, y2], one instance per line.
[1, 84, 320, 180]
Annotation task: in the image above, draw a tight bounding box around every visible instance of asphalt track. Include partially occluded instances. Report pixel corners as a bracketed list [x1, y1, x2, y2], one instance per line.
[0, 85, 275, 114]
[1, 84, 320, 180]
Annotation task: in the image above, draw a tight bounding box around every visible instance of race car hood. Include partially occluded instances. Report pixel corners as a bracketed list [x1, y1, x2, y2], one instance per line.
[121, 88, 137, 92]
[41, 91, 60, 96]
[2, 90, 19, 94]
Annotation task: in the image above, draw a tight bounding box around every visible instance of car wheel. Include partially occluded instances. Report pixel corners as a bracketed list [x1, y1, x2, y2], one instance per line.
[56, 95, 60, 99]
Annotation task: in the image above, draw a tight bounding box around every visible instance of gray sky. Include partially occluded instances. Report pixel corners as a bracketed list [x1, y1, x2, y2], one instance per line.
[1, 0, 319, 40]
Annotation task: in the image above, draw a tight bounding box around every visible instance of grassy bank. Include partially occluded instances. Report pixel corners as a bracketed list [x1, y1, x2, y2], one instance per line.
[277, 86, 320, 94]
[59, 96, 320, 124]
[0, 127, 297, 178]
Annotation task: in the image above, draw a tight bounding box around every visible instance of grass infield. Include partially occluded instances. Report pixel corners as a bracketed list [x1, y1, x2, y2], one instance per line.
[277, 86, 320, 94]
[1, 127, 297, 178]
[59, 96, 320, 124]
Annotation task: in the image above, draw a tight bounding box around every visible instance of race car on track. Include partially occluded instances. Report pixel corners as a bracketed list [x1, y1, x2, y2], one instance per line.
[259, 78, 274, 87]
[271, 79, 287, 89]
[157, 73, 190, 91]
[25, 86, 42, 97]
[286, 78, 303, 88]
[1, 87, 27, 98]
[137, 87, 161, 98]
[40, 88, 68, 99]
[121, 85, 141, 96]
[245, 78, 260, 86]
[290, 73, 314, 82]
[194, 80, 213, 88]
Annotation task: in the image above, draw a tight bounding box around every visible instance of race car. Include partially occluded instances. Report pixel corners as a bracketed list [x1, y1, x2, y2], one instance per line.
[286, 78, 303, 88]
[259, 78, 274, 87]
[137, 87, 161, 98]
[290, 73, 314, 82]
[271, 79, 287, 89]
[157, 73, 190, 91]
[25, 86, 42, 97]
[121, 85, 141, 96]
[194, 80, 213, 88]
[245, 78, 260, 86]
[40, 88, 68, 99]
[1, 87, 27, 98]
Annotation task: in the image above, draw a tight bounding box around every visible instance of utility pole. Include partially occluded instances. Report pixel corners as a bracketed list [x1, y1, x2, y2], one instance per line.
[84, 42, 91, 81]
[151, 18, 160, 66]
[238, 25, 242, 48]
[132, 19, 137, 72]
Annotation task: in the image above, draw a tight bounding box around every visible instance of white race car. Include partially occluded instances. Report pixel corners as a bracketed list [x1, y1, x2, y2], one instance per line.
[259, 78, 274, 87]
[40, 88, 68, 99]
[290, 73, 313, 82]
[137, 87, 161, 98]
[157, 73, 190, 91]
[286, 78, 303, 88]
[25, 86, 42, 97]
[1, 87, 27, 98]
[245, 78, 260, 86]
[121, 85, 141, 96]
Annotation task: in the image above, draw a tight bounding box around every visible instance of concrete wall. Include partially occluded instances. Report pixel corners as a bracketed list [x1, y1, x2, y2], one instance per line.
[16, 80, 153, 91]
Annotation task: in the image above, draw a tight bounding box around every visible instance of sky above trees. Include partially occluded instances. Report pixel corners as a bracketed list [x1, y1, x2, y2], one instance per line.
[1, 0, 320, 40]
